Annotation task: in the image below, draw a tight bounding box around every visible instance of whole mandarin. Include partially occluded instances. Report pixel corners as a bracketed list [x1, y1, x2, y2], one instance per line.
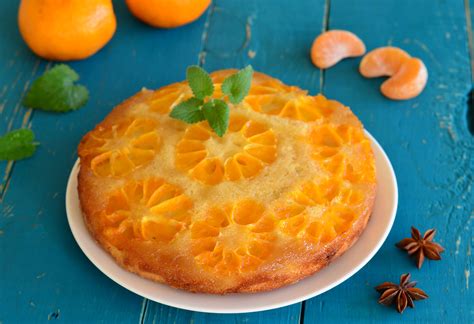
[125, 0, 211, 28]
[18, 0, 116, 61]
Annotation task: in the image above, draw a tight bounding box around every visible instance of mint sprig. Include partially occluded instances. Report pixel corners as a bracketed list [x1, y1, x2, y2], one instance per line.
[23, 64, 89, 112]
[202, 99, 230, 137]
[0, 129, 38, 161]
[186, 66, 214, 100]
[170, 65, 253, 137]
[221, 66, 253, 104]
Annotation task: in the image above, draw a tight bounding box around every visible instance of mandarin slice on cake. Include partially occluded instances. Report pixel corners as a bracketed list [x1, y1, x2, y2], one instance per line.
[78, 69, 376, 293]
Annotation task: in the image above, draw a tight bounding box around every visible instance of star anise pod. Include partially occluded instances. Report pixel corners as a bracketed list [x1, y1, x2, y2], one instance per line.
[396, 226, 445, 269]
[375, 273, 428, 313]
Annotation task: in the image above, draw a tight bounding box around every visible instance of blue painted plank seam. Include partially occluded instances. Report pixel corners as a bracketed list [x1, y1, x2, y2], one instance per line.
[319, 0, 331, 93]
[139, 297, 149, 324]
[198, 3, 216, 66]
[464, 0, 474, 81]
[0, 57, 47, 201]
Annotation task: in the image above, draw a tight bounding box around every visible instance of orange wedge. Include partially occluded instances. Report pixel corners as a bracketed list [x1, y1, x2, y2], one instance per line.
[380, 58, 428, 100]
[310, 30, 366, 69]
[359, 47, 411, 77]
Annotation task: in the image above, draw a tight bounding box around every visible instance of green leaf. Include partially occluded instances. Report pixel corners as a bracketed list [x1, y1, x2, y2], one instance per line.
[22, 64, 89, 112]
[186, 65, 214, 100]
[0, 129, 38, 161]
[170, 97, 205, 124]
[221, 65, 253, 104]
[202, 99, 230, 137]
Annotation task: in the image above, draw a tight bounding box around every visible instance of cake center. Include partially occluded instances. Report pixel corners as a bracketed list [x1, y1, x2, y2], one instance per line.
[218, 224, 249, 252]
[205, 132, 247, 161]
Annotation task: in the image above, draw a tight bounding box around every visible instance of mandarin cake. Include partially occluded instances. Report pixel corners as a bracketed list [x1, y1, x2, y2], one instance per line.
[77, 70, 376, 293]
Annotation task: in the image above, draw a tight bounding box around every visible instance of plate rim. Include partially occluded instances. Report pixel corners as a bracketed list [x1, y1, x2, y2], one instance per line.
[66, 130, 398, 314]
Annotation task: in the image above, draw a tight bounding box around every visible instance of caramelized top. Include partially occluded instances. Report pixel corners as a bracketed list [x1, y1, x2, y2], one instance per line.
[78, 70, 376, 282]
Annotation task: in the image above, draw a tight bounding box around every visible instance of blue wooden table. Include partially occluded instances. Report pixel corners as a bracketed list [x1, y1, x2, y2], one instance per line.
[1, 0, 473, 322]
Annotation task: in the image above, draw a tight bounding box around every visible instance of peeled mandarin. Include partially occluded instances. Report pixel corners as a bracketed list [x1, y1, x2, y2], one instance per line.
[310, 30, 366, 69]
[380, 58, 428, 100]
[359, 47, 411, 77]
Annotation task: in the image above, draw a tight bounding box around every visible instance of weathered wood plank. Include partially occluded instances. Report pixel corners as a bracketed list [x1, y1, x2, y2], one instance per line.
[142, 303, 302, 324]
[304, 0, 473, 322]
[0, 0, 207, 322]
[142, 0, 325, 321]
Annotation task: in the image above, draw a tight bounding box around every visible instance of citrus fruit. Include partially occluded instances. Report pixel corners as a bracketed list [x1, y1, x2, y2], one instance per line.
[18, 0, 116, 61]
[380, 58, 428, 100]
[359, 46, 411, 77]
[359, 47, 428, 100]
[125, 0, 211, 28]
[78, 70, 376, 293]
[310, 30, 366, 69]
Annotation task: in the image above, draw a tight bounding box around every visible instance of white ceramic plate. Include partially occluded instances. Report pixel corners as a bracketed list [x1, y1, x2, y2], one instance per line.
[66, 131, 397, 314]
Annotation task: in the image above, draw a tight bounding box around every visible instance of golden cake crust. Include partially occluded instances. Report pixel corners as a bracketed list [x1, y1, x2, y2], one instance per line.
[78, 70, 376, 294]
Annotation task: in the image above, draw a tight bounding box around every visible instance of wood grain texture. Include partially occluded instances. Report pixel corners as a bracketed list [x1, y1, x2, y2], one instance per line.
[141, 303, 301, 324]
[0, 0, 472, 322]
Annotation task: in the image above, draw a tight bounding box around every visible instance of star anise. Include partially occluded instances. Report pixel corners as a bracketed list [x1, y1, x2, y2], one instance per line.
[375, 273, 428, 313]
[396, 226, 445, 269]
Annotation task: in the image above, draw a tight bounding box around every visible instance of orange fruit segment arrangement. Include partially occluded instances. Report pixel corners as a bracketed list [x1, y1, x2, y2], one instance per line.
[311, 30, 366, 69]
[18, 0, 116, 61]
[78, 70, 376, 293]
[359, 47, 428, 100]
[125, 0, 211, 28]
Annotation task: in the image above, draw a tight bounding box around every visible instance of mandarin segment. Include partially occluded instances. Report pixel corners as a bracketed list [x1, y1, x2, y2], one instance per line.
[79, 118, 161, 177]
[245, 91, 334, 122]
[359, 47, 411, 78]
[175, 115, 278, 185]
[149, 83, 189, 114]
[380, 58, 428, 100]
[309, 123, 375, 185]
[359, 48, 428, 100]
[101, 178, 191, 243]
[191, 200, 276, 274]
[310, 30, 366, 69]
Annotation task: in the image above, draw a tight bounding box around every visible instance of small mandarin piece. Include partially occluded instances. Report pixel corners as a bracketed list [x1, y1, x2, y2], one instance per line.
[18, 0, 116, 61]
[311, 30, 366, 69]
[125, 0, 211, 28]
[380, 57, 428, 100]
[359, 47, 411, 77]
[78, 70, 376, 293]
[359, 47, 428, 100]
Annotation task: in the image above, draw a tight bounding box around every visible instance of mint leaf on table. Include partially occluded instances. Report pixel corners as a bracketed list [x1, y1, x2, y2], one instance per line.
[22, 64, 89, 112]
[170, 98, 205, 123]
[221, 65, 253, 104]
[186, 65, 214, 100]
[0, 129, 38, 161]
[202, 99, 230, 137]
